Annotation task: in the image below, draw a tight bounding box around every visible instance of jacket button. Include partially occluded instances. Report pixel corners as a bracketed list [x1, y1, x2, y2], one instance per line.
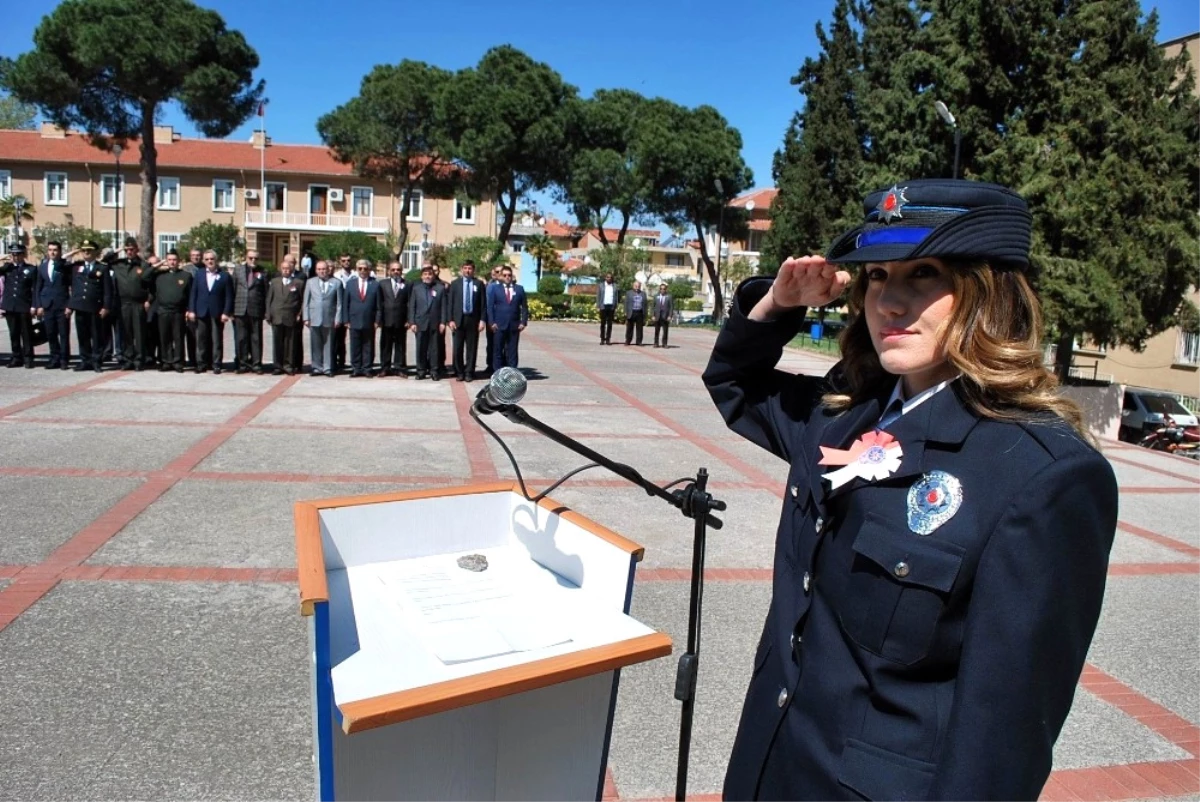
[790, 485, 798, 499]
[802, 572, 811, 593]
[777, 687, 788, 708]
[893, 561, 911, 578]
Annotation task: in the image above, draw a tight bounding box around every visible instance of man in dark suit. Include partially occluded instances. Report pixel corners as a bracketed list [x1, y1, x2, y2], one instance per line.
[378, 260, 410, 377]
[486, 265, 528, 372]
[0, 243, 37, 368]
[231, 249, 268, 374]
[652, 282, 674, 348]
[67, 240, 115, 372]
[484, 266, 502, 373]
[265, 255, 305, 375]
[186, 250, 234, 373]
[448, 259, 487, 382]
[182, 248, 203, 368]
[432, 263, 450, 377]
[407, 264, 446, 380]
[343, 259, 381, 377]
[34, 240, 73, 369]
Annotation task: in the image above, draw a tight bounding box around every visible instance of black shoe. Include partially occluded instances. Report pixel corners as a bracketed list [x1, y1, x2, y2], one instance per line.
[431, 374, 440, 381]
[24, 362, 35, 369]
[349, 372, 360, 378]
[94, 365, 103, 372]
[252, 366, 264, 374]
[285, 368, 296, 376]
[213, 368, 222, 375]
[74, 364, 89, 372]
[175, 366, 184, 373]
[6, 360, 21, 368]
[47, 361, 60, 370]
[235, 367, 248, 374]
[61, 364, 71, 371]
[272, 368, 283, 376]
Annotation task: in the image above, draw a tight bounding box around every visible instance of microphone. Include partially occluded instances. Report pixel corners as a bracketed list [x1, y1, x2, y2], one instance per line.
[473, 367, 527, 414]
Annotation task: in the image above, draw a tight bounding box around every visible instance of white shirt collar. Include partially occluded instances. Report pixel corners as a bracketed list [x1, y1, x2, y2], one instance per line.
[882, 376, 958, 422]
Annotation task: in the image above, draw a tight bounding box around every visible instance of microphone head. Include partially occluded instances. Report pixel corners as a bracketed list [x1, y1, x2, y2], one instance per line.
[488, 366, 527, 406]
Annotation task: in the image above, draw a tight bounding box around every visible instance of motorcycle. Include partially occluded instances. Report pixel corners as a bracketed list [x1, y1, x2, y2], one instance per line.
[1137, 414, 1200, 459]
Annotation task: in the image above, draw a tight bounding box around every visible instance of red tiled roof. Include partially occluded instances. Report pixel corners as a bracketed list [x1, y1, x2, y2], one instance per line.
[0, 128, 453, 179]
[544, 218, 577, 238]
[748, 219, 771, 231]
[729, 188, 778, 210]
[562, 257, 585, 272]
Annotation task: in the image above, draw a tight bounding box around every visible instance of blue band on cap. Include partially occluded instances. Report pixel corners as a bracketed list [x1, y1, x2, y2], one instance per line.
[855, 227, 934, 248]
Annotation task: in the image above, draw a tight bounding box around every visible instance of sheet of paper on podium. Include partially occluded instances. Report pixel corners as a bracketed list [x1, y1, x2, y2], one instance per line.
[374, 549, 574, 664]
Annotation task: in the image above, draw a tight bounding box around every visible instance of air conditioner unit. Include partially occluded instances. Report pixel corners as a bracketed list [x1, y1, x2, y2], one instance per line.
[243, 189, 259, 200]
[328, 188, 344, 202]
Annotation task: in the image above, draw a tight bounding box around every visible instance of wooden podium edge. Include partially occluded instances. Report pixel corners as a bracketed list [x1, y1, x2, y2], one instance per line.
[337, 631, 673, 734]
[295, 482, 646, 615]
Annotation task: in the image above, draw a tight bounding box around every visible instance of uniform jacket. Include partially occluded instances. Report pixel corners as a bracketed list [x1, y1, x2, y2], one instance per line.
[486, 282, 528, 331]
[407, 281, 446, 331]
[703, 277, 1117, 802]
[35, 257, 72, 311]
[189, 269, 235, 319]
[0, 261, 37, 312]
[152, 268, 192, 312]
[231, 263, 269, 318]
[448, 275, 488, 327]
[68, 260, 115, 314]
[378, 277, 410, 328]
[342, 276, 381, 330]
[108, 256, 153, 303]
[266, 275, 305, 326]
[302, 276, 343, 328]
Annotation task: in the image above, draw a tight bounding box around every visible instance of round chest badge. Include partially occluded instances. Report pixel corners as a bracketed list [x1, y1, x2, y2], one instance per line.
[907, 471, 963, 535]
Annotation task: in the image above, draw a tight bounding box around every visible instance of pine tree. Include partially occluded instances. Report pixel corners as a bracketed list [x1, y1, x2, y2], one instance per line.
[762, 0, 865, 273]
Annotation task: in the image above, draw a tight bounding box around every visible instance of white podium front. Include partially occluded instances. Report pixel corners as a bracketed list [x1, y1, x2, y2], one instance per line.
[294, 482, 672, 801]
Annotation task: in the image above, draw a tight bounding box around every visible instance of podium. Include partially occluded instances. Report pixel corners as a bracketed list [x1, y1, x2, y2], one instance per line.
[294, 482, 673, 801]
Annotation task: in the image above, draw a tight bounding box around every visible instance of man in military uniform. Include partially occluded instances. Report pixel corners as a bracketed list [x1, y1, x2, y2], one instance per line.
[67, 240, 114, 372]
[107, 237, 154, 370]
[35, 241, 73, 369]
[1, 243, 37, 368]
[231, 249, 268, 374]
[152, 250, 192, 373]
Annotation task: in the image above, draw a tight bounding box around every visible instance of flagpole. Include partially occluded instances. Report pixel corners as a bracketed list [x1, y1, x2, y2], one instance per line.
[259, 101, 266, 194]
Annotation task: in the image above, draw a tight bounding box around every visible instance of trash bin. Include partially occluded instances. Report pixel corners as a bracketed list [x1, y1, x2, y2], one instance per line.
[810, 322, 823, 341]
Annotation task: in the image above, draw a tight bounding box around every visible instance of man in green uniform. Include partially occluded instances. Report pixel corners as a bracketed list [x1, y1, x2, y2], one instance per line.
[107, 237, 154, 370]
[151, 250, 192, 372]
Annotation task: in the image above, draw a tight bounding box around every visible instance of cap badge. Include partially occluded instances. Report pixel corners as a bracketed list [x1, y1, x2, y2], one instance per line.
[907, 471, 963, 535]
[877, 185, 909, 224]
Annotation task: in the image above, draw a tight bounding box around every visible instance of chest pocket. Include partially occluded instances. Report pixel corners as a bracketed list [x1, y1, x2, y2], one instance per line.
[838, 513, 964, 665]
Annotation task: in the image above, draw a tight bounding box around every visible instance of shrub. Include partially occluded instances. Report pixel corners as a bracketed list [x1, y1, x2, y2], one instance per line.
[527, 298, 553, 321]
[179, 220, 244, 263]
[31, 222, 107, 257]
[313, 231, 390, 266]
[571, 293, 596, 306]
[537, 275, 565, 295]
[683, 299, 704, 312]
[668, 279, 696, 301]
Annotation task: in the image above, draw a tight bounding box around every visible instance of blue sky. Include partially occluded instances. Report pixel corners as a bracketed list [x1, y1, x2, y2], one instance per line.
[5, 0, 1198, 223]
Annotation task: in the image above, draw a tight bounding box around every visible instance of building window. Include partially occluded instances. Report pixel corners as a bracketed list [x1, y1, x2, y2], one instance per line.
[406, 189, 423, 221]
[352, 186, 373, 217]
[747, 230, 765, 252]
[1179, 330, 1200, 365]
[212, 179, 235, 212]
[265, 181, 286, 212]
[454, 199, 475, 224]
[0, 170, 10, 198]
[400, 242, 423, 272]
[157, 177, 180, 210]
[101, 175, 124, 208]
[157, 233, 180, 259]
[44, 172, 68, 206]
[665, 253, 686, 267]
[510, 239, 525, 253]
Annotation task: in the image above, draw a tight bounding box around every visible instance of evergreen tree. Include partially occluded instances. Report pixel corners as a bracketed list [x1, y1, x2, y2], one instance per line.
[763, 0, 864, 273]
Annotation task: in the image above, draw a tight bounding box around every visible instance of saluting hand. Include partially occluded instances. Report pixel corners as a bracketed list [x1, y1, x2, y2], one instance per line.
[750, 256, 851, 322]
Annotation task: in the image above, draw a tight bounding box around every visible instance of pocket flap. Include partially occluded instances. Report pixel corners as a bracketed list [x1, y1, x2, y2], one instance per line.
[837, 738, 935, 801]
[851, 514, 965, 594]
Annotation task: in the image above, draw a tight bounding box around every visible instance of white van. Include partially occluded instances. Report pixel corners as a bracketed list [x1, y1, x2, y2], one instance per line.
[1119, 388, 1199, 441]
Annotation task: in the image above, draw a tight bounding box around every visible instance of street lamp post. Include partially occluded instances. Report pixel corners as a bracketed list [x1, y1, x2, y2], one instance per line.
[934, 101, 961, 179]
[112, 143, 124, 248]
[13, 197, 26, 247]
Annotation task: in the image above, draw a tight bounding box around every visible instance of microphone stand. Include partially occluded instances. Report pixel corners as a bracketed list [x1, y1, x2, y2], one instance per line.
[479, 403, 725, 801]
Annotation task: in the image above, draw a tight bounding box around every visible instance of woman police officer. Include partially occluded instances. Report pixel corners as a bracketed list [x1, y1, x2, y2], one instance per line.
[703, 179, 1118, 800]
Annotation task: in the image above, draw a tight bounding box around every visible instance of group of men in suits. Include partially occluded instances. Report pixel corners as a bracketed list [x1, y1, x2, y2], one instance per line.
[1, 241, 533, 379]
[595, 274, 676, 348]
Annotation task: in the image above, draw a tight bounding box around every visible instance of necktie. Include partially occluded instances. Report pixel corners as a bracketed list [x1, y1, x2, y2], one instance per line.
[392, 279, 398, 295]
[464, 280, 473, 314]
[505, 286, 512, 303]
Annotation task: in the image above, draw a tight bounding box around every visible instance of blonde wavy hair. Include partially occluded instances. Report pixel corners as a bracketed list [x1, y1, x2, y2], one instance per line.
[823, 260, 1088, 439]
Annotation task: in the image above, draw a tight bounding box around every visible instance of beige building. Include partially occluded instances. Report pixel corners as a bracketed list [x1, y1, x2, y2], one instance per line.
[0, 123, 496, 269]
[1071, 31, 1200, 398]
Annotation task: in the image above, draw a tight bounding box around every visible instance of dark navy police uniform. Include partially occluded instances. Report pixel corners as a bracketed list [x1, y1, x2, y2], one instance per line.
[705, 181, 1119, 801]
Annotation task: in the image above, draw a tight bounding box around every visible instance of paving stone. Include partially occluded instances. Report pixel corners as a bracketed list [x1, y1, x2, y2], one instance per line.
[97, 370, 279, 395]
[0, 581, 310, 800]
[1107, 458, 1200, 489]
[0, 388, 51, 408]
[1108, 526, 1196, 564]
[284, 375, 453, 401]
[88, 480, 413, 568]
[251, 395, 460, 431]
[195, 427, 470, 479]
[1054, 688, 1190, 769]
[0, 420, 214, 470]
[14, 390, 254, 424]
[1118, 493, 1200, 548]
[0, 475, 144, 564]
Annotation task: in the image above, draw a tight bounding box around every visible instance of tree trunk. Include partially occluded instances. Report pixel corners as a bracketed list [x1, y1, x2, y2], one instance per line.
[396, 183, 411, 255]
[694, 220, 725, 322]
[495, 187, 516, 248]
[139, 108, 158, 255]
[616, 210, 630, 248]
[1054, 332, 1074, 383]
